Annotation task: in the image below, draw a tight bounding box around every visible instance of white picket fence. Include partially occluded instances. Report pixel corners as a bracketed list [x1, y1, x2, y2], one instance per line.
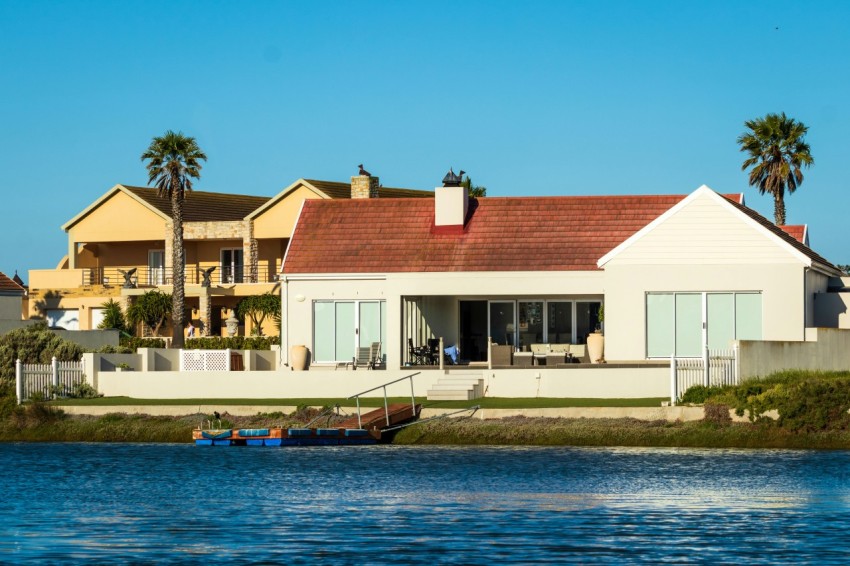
[15, 357, 85, 403]
[670, 346, 739, 405]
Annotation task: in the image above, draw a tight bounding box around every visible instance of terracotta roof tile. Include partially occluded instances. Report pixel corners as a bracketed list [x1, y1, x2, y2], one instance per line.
[779, 225, 806, 244]
[284, 194, 688, 273]
[284, 193, 836, 274]
[0, 271, 25, 294]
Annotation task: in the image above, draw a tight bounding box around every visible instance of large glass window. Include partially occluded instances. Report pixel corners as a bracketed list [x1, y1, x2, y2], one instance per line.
[576, 301, 601, 344]
[489, 301, 516, 347]
[518, 301, 544, 349]
[646, 292, 762, 358]
[313, 300, 385, 363]
[707, 293, 735, 350]
[547, 302, 572, 346]
[646, 294, 675, 358]
[675, 294, 702, 357]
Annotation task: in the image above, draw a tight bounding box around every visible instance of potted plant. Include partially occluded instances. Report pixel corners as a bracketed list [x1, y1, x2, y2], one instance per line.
[115, 362, 132, 372]
[587, 304, 604, 364]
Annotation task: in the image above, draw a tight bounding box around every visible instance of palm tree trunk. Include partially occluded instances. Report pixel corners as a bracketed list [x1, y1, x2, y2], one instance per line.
[774, 192, 786, 225]
[171, 185, 185, 349]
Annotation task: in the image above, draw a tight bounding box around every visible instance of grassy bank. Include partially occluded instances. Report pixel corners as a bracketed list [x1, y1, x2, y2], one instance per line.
[4, 369, 850, 448]
[392, 416, 850, 449]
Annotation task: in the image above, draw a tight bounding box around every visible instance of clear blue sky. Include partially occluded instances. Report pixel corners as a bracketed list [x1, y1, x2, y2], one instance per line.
[2, 0, 848, 280]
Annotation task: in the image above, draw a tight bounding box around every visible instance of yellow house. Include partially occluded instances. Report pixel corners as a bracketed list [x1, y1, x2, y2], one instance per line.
[28, 174, 430, 337]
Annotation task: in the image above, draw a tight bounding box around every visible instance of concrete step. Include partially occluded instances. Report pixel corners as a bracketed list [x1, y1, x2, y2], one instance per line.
[429, 383, 476, 391]
[427, 376, 484, 401]
[426, 391, 475, 401]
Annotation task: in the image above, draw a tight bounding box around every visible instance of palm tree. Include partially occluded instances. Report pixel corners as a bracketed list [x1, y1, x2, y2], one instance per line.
[461, 175, 487, 197]
[141, 131, 207, 348]
[737, 112, 813, 225]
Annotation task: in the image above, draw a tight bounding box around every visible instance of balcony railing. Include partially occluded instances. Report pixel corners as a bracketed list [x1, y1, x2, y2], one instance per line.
[81, 265, 276, 288]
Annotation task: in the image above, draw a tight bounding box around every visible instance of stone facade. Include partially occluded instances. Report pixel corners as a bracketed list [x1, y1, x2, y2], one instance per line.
[350, 175, 379, 199]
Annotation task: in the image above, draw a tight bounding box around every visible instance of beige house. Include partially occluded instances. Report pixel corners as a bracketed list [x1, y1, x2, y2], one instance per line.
[280, 182, 844, 369]
[28, 175, 430, 336]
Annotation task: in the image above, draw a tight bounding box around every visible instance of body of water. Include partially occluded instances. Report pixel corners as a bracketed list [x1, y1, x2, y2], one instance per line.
[1, 443, 849, 564]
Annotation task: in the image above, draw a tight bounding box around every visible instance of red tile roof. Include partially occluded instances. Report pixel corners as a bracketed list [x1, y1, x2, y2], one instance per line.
[779, 225, 806, 244]
[284, 192, 839, 275]
[284, 194, 698, 273]
[0, 271, 25, 294]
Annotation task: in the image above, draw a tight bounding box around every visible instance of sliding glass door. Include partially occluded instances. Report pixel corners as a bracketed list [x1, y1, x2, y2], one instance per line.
[647, 292, 762, 358]
[313, 300, 386, 364]
[489, 301, 516, 347]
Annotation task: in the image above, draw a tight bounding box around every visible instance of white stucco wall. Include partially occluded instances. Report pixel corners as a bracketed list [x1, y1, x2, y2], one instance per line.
[603, 263, 805, 360]
[281, 271, 605, 368]
[94, 366, 669, 399]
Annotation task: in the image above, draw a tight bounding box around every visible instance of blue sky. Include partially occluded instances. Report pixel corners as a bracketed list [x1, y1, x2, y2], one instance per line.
[2, 0, 848, 279]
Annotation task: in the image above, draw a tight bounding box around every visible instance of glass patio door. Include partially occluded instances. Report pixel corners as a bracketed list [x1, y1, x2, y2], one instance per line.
[518, 301, 543, 350]
[489, 301, 516, 348]
[313, 300, 386, 364]
[148, 250, 165, 285]
[221, 248, 244, 283]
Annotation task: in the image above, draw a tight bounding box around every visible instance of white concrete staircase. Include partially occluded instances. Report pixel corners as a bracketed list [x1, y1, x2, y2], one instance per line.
[426, 370, 484, 401]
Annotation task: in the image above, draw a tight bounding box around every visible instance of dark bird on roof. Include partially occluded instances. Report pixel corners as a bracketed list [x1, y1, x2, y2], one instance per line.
[214, 411, 221, 420]
[358, 164, 371, 177]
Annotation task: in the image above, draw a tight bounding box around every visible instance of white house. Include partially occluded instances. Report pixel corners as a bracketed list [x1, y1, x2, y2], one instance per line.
[279, 175, 843, 370]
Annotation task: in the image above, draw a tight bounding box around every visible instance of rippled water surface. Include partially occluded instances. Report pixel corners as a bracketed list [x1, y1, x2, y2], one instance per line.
[2, 444, 850, 564]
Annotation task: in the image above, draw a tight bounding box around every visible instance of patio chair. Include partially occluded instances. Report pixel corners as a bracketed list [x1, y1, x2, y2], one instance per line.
[353, 346, 374, 370]
[427, 339, 441, 365]
[407, 338, 427, 365]
[370, 341, 382, 368]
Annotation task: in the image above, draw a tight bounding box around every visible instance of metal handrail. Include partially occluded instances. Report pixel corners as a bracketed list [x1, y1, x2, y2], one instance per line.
[347, 371, 420, 429]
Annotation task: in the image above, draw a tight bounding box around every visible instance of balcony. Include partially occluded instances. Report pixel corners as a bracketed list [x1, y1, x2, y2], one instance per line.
[80, 265, 277, 288]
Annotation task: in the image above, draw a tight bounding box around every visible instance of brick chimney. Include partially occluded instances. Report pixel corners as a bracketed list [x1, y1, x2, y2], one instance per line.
[351, 174, 379, 199]
[434, 167, 468, 233]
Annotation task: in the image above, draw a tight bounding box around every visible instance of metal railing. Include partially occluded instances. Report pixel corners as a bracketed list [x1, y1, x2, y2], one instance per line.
[81, 264, 277, 288]
[15, 357, 85, 403]
[670, 345, 739, 405]
[347, 372, 420, 429]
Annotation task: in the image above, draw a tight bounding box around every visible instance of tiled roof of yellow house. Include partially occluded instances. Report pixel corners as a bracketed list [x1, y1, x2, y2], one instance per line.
[303, 179, 433, 199]
[123, 186, 271, 222]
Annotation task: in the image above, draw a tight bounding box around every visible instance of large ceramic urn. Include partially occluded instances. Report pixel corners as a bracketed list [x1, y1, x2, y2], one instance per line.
[586, 332, 605, 364]
[290, 345, 309, 371]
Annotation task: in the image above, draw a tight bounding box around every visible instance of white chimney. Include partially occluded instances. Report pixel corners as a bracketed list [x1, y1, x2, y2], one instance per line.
[434, 168, 468, 230]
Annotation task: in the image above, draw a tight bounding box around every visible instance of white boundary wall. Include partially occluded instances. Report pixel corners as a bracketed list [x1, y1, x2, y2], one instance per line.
[94, 366, 669, 399]
[737, 328, 850, 379]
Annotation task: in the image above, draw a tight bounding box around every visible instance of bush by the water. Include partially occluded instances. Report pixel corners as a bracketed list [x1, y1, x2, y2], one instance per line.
[185, 336, 280, 350]
[0, 323, 84, 381]
[680, 385, 731, 404]
[698, 370, 850, 432]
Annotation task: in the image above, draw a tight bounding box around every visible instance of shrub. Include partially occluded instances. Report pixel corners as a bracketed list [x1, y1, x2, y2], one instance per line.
[703, 403, 732, 424]
[0, 323, 84, 381]
[97, 298, 128, 334]
[729, 373, 850, 431]
[185, 336, 280, 350]
[120, 336, 166, 350]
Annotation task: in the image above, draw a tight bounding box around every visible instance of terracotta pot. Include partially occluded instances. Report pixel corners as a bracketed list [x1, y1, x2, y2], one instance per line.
[290, 345, 309, 371]
[587, 332, 604, 364]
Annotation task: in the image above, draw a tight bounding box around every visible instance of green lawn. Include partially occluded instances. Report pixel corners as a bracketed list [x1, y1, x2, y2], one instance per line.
[53, 396, 667, 409]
